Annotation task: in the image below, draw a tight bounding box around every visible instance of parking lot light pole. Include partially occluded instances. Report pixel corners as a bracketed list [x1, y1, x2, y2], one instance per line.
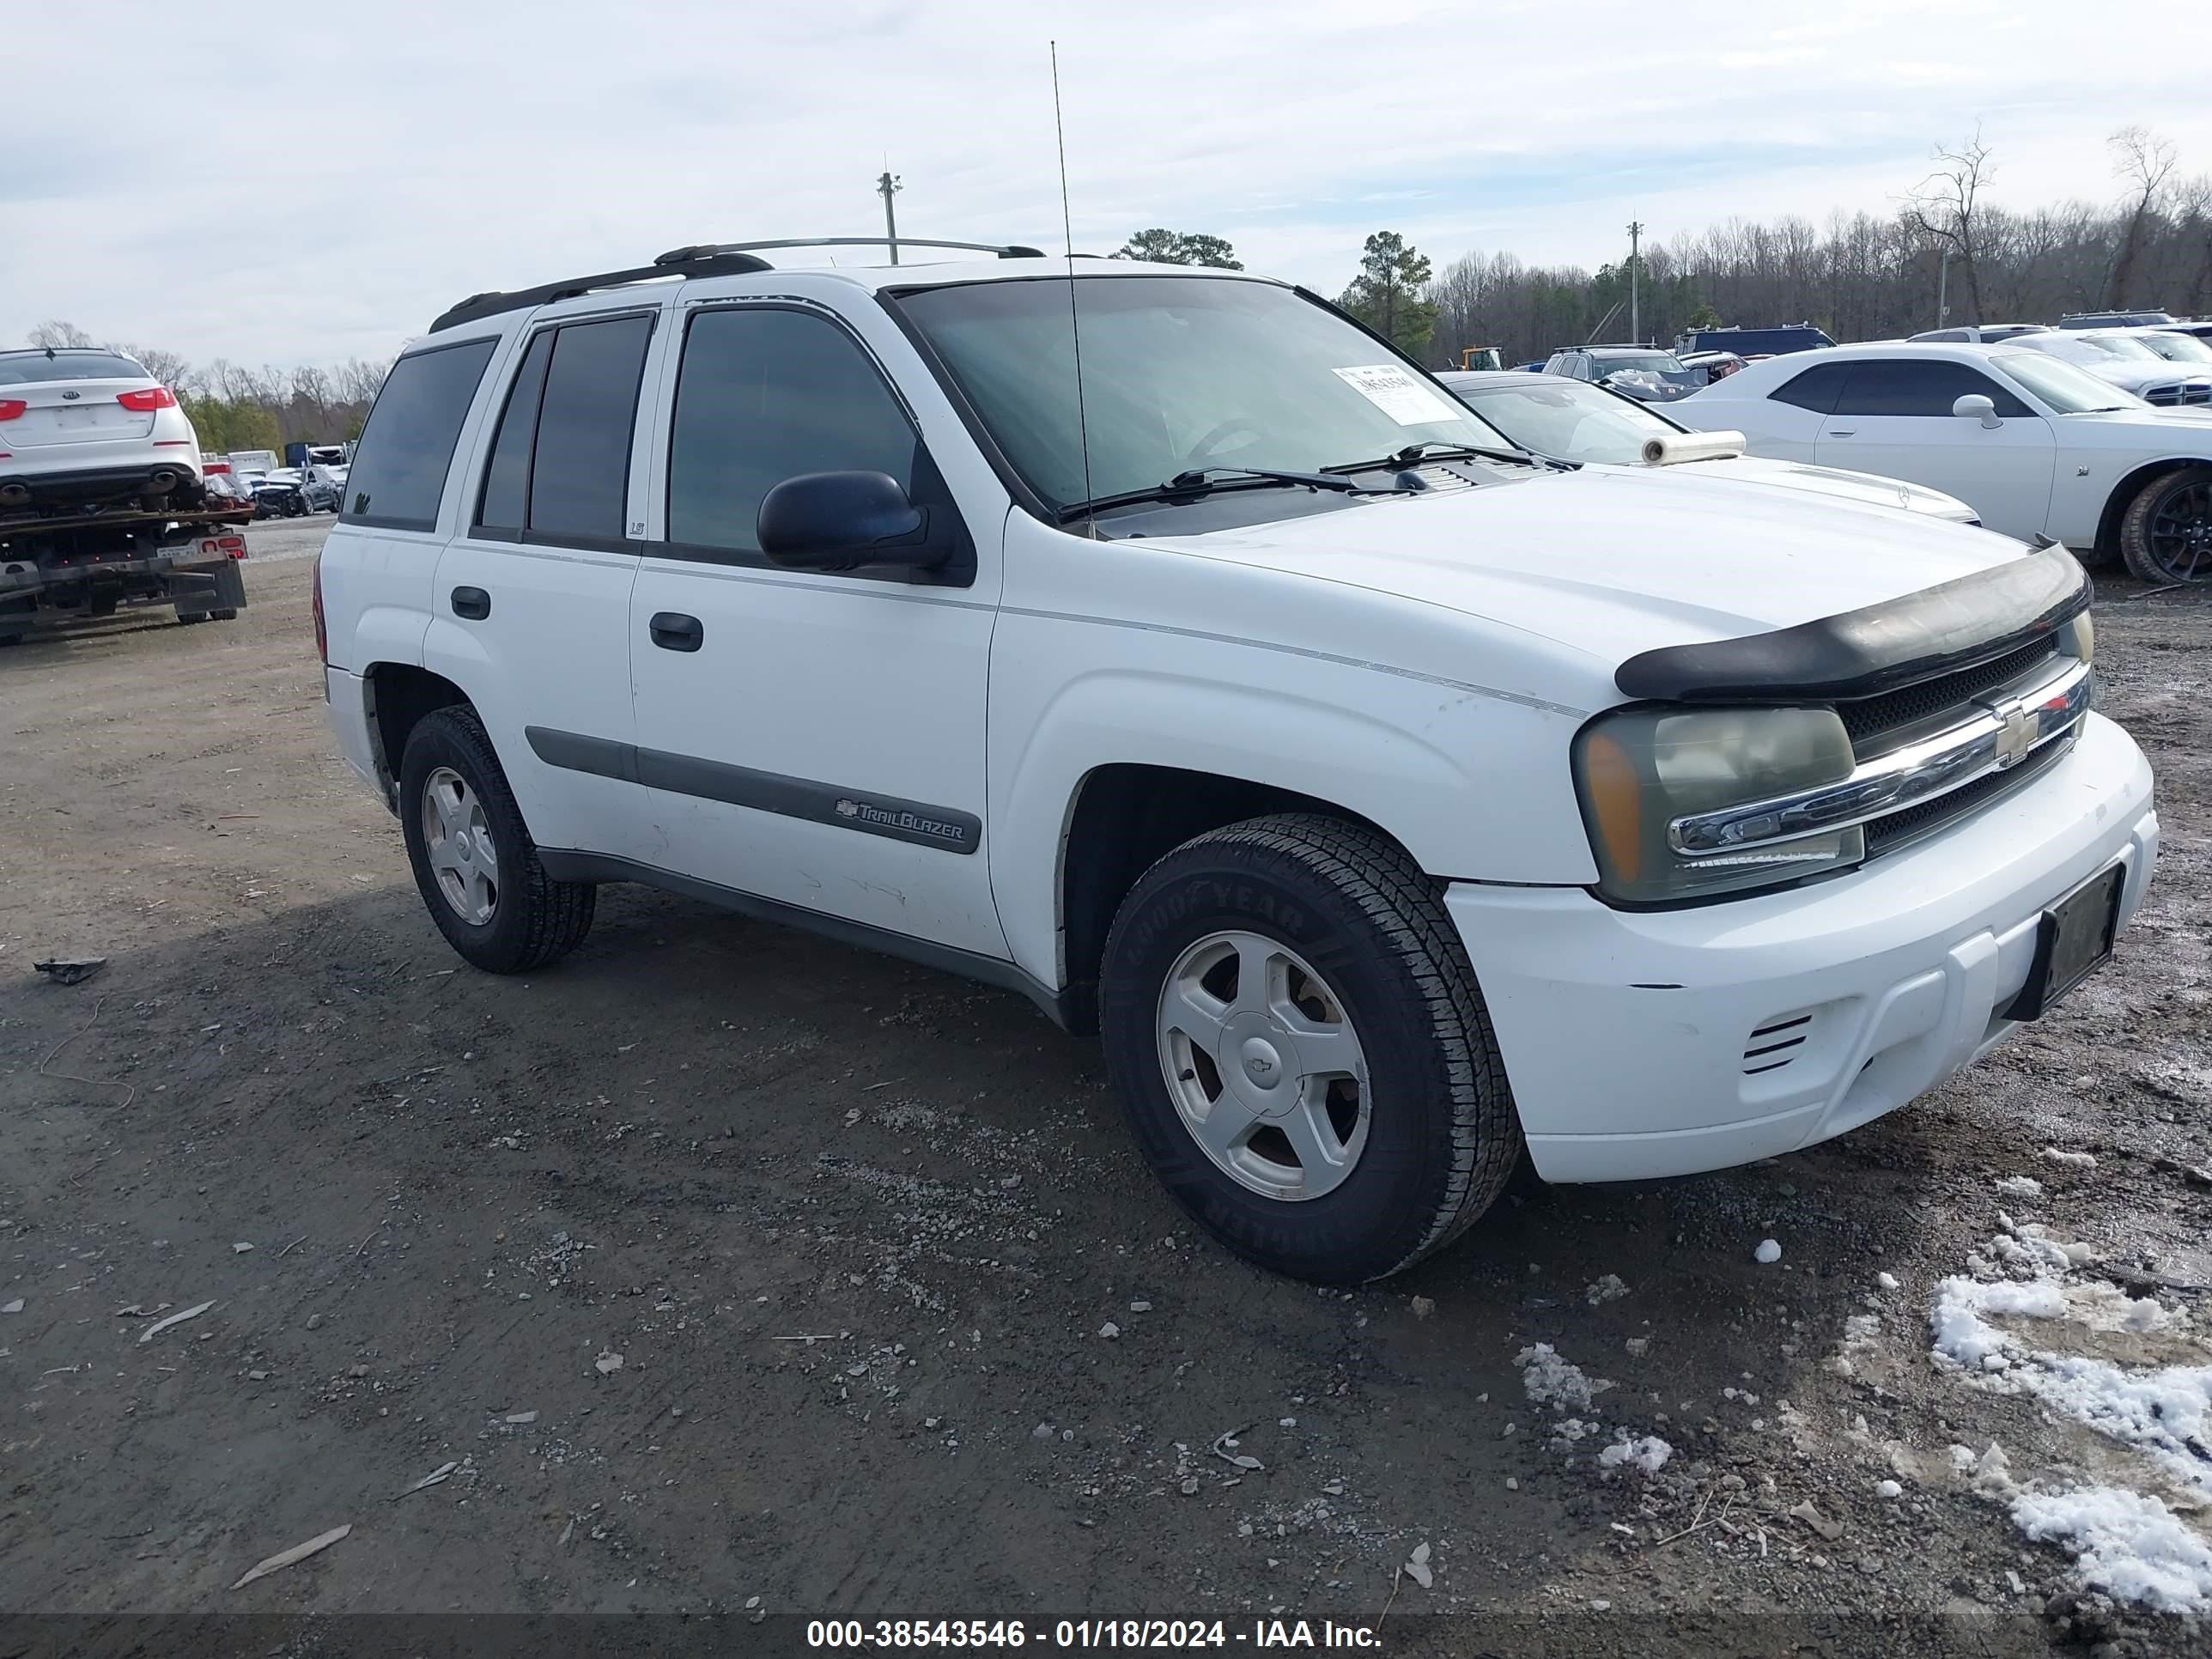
[878, 170, 902, 265]
[1627, 221, 1644, 343]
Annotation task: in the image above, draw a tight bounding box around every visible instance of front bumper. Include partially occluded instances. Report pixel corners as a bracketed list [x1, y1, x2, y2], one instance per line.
[1447, 711, 2157, 1183]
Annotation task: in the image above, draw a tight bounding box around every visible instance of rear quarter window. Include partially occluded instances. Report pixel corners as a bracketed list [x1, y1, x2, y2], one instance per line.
[1767, 362, 1853, 415]
[342, 337, 499, 532]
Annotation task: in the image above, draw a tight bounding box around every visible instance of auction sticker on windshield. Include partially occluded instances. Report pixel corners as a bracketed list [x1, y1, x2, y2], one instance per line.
[1332, 364, 1465, 425]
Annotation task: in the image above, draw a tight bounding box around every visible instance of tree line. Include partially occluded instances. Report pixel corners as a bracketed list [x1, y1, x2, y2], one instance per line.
[21, 129, 2205, 454]
[1122, 125, 2212, 368]
[19, 319, 389, 457]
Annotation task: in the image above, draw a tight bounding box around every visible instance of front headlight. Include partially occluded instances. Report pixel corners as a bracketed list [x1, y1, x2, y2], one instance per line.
[1571, 704, 1863, 904]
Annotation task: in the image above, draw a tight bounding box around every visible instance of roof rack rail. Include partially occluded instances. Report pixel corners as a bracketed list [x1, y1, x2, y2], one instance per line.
[653, 237, 1047, 264]
[427, 252, 774, 334]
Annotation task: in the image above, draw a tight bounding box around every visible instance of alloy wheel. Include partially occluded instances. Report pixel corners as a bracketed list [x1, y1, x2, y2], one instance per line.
[1155, 931, 1370, 1201]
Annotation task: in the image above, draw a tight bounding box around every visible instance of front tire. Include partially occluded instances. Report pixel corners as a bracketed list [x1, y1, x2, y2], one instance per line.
[398, 706, 595, 974]
[1100, 814, 1522, 1284]
[2118, 465, 2212, 584]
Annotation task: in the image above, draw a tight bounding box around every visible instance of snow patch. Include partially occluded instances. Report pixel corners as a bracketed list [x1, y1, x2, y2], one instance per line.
[2042, 1148, 2098, 1170]
[1584, 1273, 1629, 1306]
[1515, 1343, 1611, 1413]
[2012, 1486, 2212, 1613]
[1995, 1175, 2045, 1200]
[1598, 1435, 1673, 1474]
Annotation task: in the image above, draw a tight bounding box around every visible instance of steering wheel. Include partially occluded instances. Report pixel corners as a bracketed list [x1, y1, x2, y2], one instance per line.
[1177, 417, 1269, 473]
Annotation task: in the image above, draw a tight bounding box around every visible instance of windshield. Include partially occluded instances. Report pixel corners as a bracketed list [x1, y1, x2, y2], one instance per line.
[2081, 333, 2161, 361]
[893, 276, 1516, 514]
[0, 349, 146, 385]
[1992, 352, 2146, 413]
[1447, 378, 1675, 463]
[2141, 331, 2212, 363]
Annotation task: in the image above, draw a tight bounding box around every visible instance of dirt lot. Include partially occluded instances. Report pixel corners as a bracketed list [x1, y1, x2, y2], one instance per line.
[3, 529, 2209, 1656]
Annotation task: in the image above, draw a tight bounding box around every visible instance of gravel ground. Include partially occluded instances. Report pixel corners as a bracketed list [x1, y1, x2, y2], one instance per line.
[1, 530, 2207, 1656]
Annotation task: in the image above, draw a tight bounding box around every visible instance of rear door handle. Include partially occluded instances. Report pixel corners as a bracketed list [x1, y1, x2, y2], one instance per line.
[650, 611, 703, 653]
[451, 586, 490, 620]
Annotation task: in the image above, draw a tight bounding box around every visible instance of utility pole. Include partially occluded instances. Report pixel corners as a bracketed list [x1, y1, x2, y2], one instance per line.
[1626, 221, 1644, 343]
[1937, 246, 1950, 328]
[877, 169, 902, 265]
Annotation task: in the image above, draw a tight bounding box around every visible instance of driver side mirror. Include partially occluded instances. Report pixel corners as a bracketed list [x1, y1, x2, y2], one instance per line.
[1953, 393, 2002, 429]
[757, 471, 951, 573]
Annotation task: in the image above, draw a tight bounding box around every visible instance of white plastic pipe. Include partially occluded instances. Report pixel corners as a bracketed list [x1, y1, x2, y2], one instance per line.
[1639, 430, 1747, 466]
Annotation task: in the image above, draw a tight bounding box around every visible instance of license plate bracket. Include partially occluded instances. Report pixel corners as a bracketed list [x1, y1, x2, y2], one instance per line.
[2003, 863, 2124, 1022]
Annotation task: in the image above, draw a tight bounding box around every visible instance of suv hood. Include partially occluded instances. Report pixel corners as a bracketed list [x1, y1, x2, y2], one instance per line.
[1157, 465, 2027, 671]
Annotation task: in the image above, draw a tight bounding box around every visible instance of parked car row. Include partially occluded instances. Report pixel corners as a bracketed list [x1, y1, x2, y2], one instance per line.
[1671, 340, 2212, 583]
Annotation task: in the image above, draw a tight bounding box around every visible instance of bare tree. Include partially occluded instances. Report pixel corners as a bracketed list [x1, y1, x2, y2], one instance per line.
[117, 343, 193, 387]
[2106, 125, 2179, 307]
[27, 319, 97, 349]
[291, 365, 336, 434]
[1905, 128, 1996, 324]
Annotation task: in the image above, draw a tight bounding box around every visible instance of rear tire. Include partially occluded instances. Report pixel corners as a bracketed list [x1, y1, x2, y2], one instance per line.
[2118, 465, 2212, 584]
[176, 612, 209, 626]
[398, 706, 596, 974]
[1099, 813, 1522, 1285]
[210, 608, 239, 622]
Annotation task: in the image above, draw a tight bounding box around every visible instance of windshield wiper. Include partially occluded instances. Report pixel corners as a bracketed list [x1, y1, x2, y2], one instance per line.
[1322, 440, 1559, 475]
[1054, 466, 1402, 523]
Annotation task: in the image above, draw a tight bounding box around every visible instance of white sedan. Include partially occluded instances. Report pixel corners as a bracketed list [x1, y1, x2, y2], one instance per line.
[1673, 342, 2212, 582]
[0, 347, 204, 514]
[1436, 370, 1978, 522]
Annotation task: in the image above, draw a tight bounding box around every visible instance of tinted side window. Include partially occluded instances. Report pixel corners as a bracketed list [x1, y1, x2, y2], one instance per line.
[667, 307, 920, 555]
[343, 338, 497, 529]
[1833, 360, 2033, 418]
[475, 329, 554, 534]
[1768, 362, 1852, 414]
[526, 314, 653, 542]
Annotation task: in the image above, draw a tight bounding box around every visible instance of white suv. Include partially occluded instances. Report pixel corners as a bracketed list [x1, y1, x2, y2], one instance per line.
[318, 240, 2159, 1283]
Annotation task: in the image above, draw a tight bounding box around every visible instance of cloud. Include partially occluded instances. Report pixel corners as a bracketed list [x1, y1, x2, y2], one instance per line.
[5, 0, 2209, 365]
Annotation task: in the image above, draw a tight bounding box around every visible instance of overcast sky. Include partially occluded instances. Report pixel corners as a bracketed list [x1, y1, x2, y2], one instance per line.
[9, 0, 2211, 369]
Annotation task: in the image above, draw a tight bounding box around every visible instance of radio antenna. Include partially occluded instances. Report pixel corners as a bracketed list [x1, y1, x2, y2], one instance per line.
[1050, 40, 1097, 538]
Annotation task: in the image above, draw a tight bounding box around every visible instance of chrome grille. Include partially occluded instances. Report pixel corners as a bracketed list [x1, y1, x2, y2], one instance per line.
[1863, 731, 2072, 857]
[1838, 638, 2060, 756]
[1669, 658, 2093, 863]
[2144, 382, 2212, 407]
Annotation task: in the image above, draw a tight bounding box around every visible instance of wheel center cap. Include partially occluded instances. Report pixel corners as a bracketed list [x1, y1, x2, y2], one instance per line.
[453, 830, 471, 857]
[1240, 1036, 1285, 1089]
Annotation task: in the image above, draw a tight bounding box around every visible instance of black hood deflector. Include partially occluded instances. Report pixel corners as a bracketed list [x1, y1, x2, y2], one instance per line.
[1614, 544, 2089, 705]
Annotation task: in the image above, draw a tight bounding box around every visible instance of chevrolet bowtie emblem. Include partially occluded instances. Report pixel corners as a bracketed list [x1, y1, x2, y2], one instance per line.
[1993, 706, 2034, 769]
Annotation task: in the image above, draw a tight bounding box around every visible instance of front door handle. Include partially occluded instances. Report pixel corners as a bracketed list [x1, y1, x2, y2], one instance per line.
[451, 586, 490, 620]
[1826, 428, 1855, 438]
[650, 611, 704, 653]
